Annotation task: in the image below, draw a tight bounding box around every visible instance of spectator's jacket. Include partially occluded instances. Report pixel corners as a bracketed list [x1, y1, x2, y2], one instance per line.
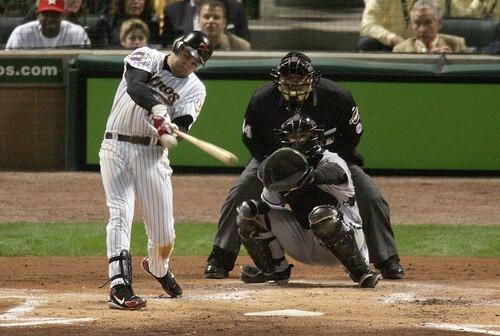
[162, 0, 250, 46]
[360, 0, 492, 47]
[457, 0, 499, 18]
[214, 32, 251, 51]
[5, 20, 90, 49]
[360, 0, 417, 46]
[393, 33, 467, 53]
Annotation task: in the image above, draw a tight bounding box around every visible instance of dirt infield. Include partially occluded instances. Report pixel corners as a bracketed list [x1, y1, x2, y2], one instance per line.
[0, 172, 499, 335]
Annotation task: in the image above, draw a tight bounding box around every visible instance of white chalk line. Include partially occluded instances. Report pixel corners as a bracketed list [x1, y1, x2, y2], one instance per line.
[0, 293, 94, 327]
[423, 323, 500, 335]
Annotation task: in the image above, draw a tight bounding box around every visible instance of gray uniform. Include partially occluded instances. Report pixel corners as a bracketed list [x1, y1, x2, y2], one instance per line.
[259, 150, 369, 267]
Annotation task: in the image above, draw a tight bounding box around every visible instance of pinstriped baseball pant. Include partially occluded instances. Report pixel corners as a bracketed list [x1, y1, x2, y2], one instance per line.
[99, 139, 175, 287]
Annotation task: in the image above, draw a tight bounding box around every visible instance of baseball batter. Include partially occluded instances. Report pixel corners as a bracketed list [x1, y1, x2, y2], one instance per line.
[99, 31, 213, 310]
[237, 114, 381, 288]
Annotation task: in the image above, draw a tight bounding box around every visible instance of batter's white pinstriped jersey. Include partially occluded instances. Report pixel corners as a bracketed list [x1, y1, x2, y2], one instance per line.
[105, 47, 206, 138]
[5, 20, 90, 50]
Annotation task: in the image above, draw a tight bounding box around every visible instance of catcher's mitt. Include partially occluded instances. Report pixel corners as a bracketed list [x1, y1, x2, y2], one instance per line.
[258, 147, 312, 192]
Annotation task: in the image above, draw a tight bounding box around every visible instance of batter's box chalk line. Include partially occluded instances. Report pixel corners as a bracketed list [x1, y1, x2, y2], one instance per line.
[0, 295, 95, 327]
[422, 323, 500, 335]
[244, 309, 324, 317]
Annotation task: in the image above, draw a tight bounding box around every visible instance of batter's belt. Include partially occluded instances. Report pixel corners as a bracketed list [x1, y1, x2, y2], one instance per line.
[105, 132, 160, 146]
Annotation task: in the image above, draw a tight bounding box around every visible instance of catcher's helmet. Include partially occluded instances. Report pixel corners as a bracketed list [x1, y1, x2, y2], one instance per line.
[275, 113, 324, 158]
[172, 31, 213, 66]
[270, 52, 320, 104]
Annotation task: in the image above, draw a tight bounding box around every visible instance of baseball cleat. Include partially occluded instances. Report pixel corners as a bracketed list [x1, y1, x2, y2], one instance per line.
[376, 255, 405, 279]
[358, 271, 382, 288]
[240, 264, 293, 284]
[108, 284, 146, 310]
[141, 257, 183, 297]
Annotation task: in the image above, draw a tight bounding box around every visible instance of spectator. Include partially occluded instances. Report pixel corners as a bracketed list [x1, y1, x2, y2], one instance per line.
[86, 0, 109, 14]
[450, 0, 499, 18]
[358, 0, 489, 51]
[161, 0, 250, 47]
[23, 0, 86, 25]
[394, 0, 467, 53]
[152, 0, 179, 34]
[0, 0, 35, 16]
[108, 0, 160, 46]
[5, 0, 90, 49]
[120, 18, 149, 48]
[199, 0, 250, 50]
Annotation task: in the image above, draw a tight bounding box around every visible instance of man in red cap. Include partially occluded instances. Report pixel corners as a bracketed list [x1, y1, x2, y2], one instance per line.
[5, 0, 90, 49]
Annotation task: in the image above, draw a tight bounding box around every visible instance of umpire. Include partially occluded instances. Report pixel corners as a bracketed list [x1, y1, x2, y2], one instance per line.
[204, 51, 405, 280]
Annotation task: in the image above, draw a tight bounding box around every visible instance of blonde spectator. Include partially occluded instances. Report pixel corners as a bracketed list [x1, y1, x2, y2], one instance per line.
[120, 18, 150, 48]
[199, 0, 250, 50]
[108, 0, 160, 46]
[394, 0, 467, 53]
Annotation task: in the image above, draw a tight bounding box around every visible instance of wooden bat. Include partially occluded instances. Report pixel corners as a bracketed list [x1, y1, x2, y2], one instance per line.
[172, 129, 239, 166]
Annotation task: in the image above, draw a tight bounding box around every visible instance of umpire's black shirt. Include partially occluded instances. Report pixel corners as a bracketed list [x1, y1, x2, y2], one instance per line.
[242, 78, 364, 166]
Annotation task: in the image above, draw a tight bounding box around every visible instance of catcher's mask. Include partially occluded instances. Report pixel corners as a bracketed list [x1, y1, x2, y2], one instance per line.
[172, 31, 213, 66]
[275, 113, 324, 158]
[270, 52, 320, 105]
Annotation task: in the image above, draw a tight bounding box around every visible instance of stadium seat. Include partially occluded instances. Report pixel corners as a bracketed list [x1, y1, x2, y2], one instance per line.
[0, 16, 24, 48]
[441, 18, 500, 50]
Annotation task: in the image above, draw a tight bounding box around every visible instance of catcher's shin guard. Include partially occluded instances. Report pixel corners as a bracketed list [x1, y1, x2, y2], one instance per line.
[237, 200, 281, 275]
[309, 205, 377, 287]
[109, 249, 133, 286]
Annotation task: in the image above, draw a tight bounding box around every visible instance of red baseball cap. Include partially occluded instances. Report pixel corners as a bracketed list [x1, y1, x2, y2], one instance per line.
[37, 0, 65, 14]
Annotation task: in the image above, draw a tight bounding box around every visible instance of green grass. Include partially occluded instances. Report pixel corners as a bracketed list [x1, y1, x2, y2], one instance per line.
[0, 222, 498, 257]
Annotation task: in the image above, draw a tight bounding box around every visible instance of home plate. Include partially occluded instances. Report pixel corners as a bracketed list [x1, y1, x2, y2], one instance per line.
[244, 309, 324, 317]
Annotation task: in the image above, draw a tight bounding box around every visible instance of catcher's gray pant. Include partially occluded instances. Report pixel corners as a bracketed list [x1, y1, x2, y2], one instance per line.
[213, 159, 398, 265]
[265, 208, 369, 267]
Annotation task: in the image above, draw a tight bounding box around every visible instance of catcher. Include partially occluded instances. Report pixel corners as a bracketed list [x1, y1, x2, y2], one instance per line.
[237, 113, 381, 287]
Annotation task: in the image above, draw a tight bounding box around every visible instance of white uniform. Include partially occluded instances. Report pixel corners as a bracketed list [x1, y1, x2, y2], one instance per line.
[5, 20, 90, 50]
[260, 150, 369, 267]
[99, 47, 206, 287]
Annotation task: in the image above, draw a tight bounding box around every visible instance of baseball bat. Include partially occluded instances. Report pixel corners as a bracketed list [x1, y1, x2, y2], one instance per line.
[172, 129, 239, 166]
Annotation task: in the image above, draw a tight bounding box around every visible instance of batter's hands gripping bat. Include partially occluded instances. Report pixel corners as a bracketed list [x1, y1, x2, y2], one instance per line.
[171, 129, 239, 166]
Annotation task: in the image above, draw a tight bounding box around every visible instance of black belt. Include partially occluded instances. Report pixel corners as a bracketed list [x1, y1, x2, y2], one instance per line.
[105, 132, 157, 146]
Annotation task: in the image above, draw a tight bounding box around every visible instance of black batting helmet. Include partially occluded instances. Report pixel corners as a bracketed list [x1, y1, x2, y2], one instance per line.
[173, 31, 213, 66]
[270, 52, 320, 104]
[275, 113, 324, 158]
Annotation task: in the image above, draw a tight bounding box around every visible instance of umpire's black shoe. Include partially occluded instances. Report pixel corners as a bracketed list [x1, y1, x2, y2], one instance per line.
[108, 284, 146, 310]
[203, 245, 238, 279]
[203, 264, 229, 279]
[376, 255, 405, 279]
[141, 257, 183, 297]
[240, 264, 293, 284]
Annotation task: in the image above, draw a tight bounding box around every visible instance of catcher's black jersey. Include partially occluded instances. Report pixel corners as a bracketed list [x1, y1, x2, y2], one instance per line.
[242, 78, 364, 165]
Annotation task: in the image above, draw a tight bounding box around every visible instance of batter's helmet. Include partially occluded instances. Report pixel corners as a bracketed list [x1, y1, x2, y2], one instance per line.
[173, 31, 213, 66]
[275, 113, 324, 158]
[270, 52, 320, 104]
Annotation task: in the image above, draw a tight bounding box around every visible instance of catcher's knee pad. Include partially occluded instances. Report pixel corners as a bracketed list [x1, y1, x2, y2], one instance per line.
[309, 205, 369, 280]
[308, 205, 346, 240]
[109, 249, 133, 286]
[236, 199, 269, 239]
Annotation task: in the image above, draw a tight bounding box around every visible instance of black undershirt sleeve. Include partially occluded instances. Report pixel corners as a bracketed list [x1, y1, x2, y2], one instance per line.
[125, 64, 194, 133]
[125, 64, 160, 112]
[309, 162, 348, 186]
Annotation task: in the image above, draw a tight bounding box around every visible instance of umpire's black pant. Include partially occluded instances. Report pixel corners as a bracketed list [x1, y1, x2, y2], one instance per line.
[212, 158, 399, 265]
